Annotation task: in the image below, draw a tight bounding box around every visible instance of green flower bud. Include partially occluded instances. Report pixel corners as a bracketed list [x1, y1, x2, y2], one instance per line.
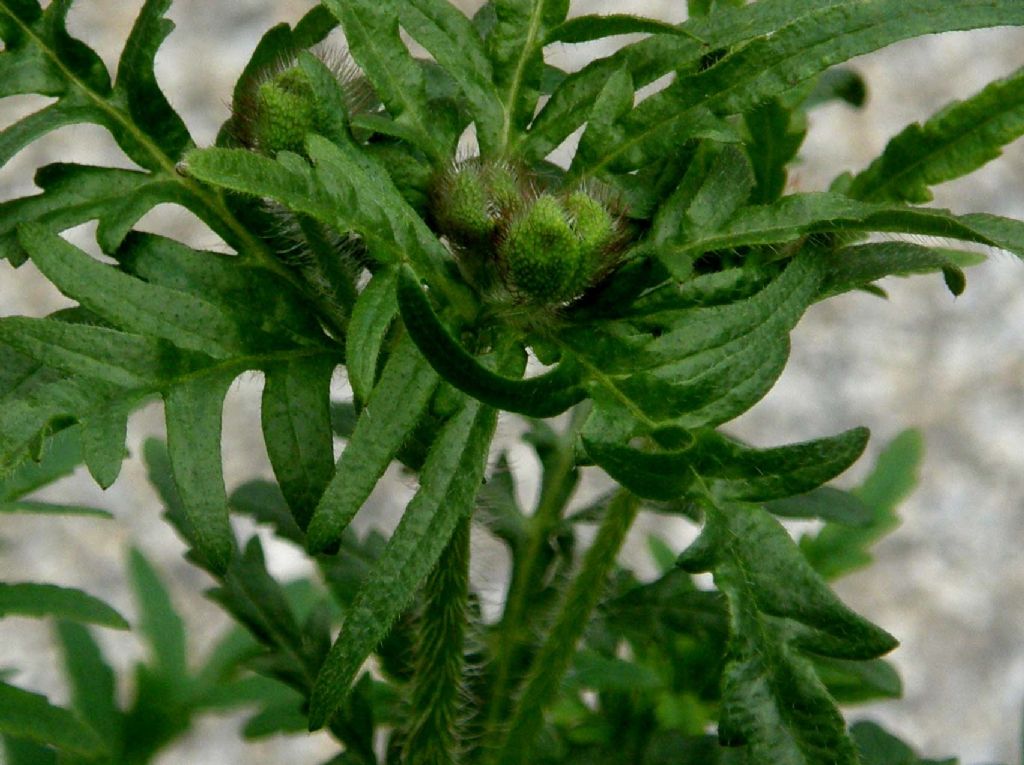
[434, 165, 495, 246]
[500, 194, 588, 303]
[250, 67, 318, 156]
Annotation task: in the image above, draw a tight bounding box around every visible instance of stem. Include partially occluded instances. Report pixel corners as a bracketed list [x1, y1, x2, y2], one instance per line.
[401, 517, 473, 765]
[481, 406, 586, 743]
[491, 490, 639, 765]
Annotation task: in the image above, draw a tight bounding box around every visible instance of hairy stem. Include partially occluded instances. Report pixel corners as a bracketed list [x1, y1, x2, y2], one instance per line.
[481, 406, 586, 742]
[492, 490, 640, 765]
[402, 516, 472, 765]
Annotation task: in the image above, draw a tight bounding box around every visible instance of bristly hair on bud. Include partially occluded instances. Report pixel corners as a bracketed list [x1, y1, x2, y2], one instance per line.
[230, 44, 377, 157]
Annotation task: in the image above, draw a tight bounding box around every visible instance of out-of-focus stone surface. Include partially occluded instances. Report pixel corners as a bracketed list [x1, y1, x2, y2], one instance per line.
[2, 1, 1024, 763]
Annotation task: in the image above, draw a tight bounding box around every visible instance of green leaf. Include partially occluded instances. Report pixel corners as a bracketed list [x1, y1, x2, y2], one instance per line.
[801, 429, 923, 580]
[321, 0, 446, 160]
[55, 621, 123, 747]
[651, 142, 755, 261]
[678, 502, 897, 763]
[848, 64, 1024, 203]
[661, 193, 1024, 271]
[261, 356, 336, 530]
[398, 0, 503, 154]
[0, 681, 105, 757]
[346, 267, 398, 405]
[397, 265, 585, 418]
[745, 99, 806, 205]
[0, 583, 128, 629]
[163, 372, 238, 574]
[813, 656, 902, 704]
[128, 548, 188, 682]
[0, 426, 81, 501]
[114, 232, 324, 350]
[486, 0, 570, 151]
[576, 0, 1024, 183]
[764, 487, 872, 526]
[0, 317, 191, 389]
[229, 480, 305, 547]
[19, 223, 249, 358]
[79, 403, 130, 489]
[692, 427, 870, 502]
[113, 0, 192, 159]
[306, 333, 439, 553]
[851, 721, 956, 765]
[569, 649, 663, 693]
[309, 396, 498, 729]
[0, 164, 198, 264]
[546, 14, 687, 44]
[820, 241, 975, 299]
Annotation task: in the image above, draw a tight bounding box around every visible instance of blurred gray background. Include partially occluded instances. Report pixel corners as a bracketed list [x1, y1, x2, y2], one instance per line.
[2, 1, 1024, 763]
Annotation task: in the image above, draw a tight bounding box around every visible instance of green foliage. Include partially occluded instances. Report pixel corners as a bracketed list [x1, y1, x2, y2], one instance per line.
[2, 1, 1022, 763]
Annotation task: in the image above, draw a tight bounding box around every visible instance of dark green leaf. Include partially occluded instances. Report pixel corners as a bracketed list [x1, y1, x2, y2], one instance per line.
[309, 397, 498, 729]
[0, 583, 128, 628]
[848, 64, 1024, 203]
[820, 242, 974, 299]
[306, 333, 438, 553]
[577, 1, 1024, 183]
[692, 426, 869, 502]
[0, 164, 199, 264]
[398, 0, 503, 154]
[397, 265, 585, 418]
[0, 317, 192, 389]
[346, 267, 398, 405]
[321, 0, 446, 160]
[113, 0, 192, 159]
[79, 403, 130, 489]
[229, 480, 305, 547]
[164, 373, 238, 574]
[486, 0, 570, 151]
[0, 681, 105, 757]
[261, 356, 336, 529]
[679, 503, 896, 763]
[546, 14, 686, 44]
[19, 223, 248, 358]
[745, 100, 806, 205]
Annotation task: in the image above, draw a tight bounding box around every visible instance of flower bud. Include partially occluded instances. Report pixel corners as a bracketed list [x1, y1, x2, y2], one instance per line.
[499, 194, 588, 303]
[246, 67, 320, 157]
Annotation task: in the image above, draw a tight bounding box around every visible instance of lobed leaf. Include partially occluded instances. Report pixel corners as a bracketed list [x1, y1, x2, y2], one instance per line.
[801, 429, 923, 580]
[0, 681, 105, 757]
[55, 621, 123, 748]
[163, 373, 238, 574]
[309, 396, 499, 729]
[261, 356, 336, 530]
[562, 1, 1024, 185]
[0, 583, 128, 629]
[486, 0, 570, 152]
[19, 223, 248, 359]
[345, 267, 398, 405]
[321, 0, 446, 160]
[678, 502, 897, 763]
[848, 64, 1024, 203]
[398, 0, 504, 154]
[306, 333, 439, 553]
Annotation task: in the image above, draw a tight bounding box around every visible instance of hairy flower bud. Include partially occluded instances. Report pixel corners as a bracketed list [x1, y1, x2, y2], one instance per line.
[249, 67, 319, 157]
[499, 194, 588, 303]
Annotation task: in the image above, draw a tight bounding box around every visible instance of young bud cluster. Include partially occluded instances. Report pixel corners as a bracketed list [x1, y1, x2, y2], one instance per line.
[431, 161, 624, 307]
